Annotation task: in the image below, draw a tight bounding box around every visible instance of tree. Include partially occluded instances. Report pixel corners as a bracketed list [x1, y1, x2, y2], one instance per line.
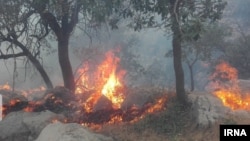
[223, 27, 250, 79]
[119, 37, 145, 86]
[166, 23, 230, 91]
[126, 0, 227, 104]
[25, 0, 123, 92]
[0, 0, 53, 89]
[0, 0, 122, 92]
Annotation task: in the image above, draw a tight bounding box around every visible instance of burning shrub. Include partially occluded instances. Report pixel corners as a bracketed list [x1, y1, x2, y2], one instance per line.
[0, 49, 169, 130]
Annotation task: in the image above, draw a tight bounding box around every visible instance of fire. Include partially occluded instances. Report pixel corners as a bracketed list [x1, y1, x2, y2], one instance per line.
[0, 48, 168, 129]
[146, 96, 167, 113]
[101, 70, 124, 109]
[9, 99, 20, 106]
[23, 106, 34, 112]
[75, 49, 126, 111]
[210, 61, 250, 110]
[78, 94, 167, 130]
[0, 83, 11, 90]
[20, 86, 46, 98]
[97, 49, 126, 109]
[129, 96, 167, 123]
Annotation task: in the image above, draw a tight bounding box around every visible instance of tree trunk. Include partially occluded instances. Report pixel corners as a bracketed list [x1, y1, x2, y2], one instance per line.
[170, 0, 188, 105]
[172, 32, 187, 104]
[39, 12, 75, 92]
[58, 35, 75, 92]
[27, 53, 54, 90]
[188, 64, 194, 91]
[12, 39, 53, 89]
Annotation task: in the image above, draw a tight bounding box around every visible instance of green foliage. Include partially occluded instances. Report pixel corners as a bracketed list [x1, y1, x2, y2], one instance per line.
[119, 37, 145, 83]
[126, 0, 227, 103]
[166, 23, 230, 63]
[166, 23, 230, 91]
[126, 0, 227, 38]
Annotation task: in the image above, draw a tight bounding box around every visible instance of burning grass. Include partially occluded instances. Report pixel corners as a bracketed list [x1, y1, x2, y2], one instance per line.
[209, 61, 250, 110]
[98, 95, 192, 141]
[0, 84, 169, 130]
[71, 87, 169, 130]
[0, 48, 170, 130]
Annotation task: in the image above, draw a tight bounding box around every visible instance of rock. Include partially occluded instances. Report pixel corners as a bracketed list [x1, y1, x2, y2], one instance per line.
[0, 111, 31, 141]
[0, 110, 64, 141]
[93, 95, 113, 111]
[23, 110, 65, 140]
[188, 92, 230, 128]
[35, 122, 114, 141]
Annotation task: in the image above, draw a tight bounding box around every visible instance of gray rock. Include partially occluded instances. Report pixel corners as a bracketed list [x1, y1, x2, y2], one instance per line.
[0, 110, 64, 141]
[23, 110, 65, 140]
[188, 92, 230, 128]
[35, 122, 114, 141]
[0, 111, 31, 141]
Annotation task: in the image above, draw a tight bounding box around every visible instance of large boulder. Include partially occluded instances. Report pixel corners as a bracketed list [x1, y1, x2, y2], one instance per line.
[188, 92, 230, 128]
[93, 95, 113, 111]
[23, 110, 65, 140]
[0, 111, 30, 141]
[0, 110, 64, 141]
[35, 122, 114, 141]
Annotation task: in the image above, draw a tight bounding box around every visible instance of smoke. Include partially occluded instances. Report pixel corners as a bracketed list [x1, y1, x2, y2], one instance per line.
[69, 26, 173, 88]
[0, 22, 173, 90]
[1, 0, 247, 91]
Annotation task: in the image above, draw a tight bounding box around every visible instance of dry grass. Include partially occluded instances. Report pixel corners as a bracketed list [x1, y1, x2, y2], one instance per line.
[100, 125, 168, 141]
[96, 95, 250, 141]
[98, 96, 191, 141]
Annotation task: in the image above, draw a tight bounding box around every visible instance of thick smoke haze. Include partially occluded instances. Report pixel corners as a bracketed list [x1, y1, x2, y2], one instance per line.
[0, 24, 172, 89]
[1, 0, 249, 91]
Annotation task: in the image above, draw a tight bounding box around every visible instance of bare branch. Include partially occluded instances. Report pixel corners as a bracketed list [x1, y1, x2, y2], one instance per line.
[0, 52, 26, 59]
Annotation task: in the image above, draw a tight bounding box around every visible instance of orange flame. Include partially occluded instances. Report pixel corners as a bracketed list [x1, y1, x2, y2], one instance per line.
[130, 96, 167, 123]
[0, 83, 11, 90]
[146, 96, 167, 113]
[210, 61, 250, 110]
[100, 50, 126, 109]
[75, 49, 126, 111]
[0, 48, 168, 128]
